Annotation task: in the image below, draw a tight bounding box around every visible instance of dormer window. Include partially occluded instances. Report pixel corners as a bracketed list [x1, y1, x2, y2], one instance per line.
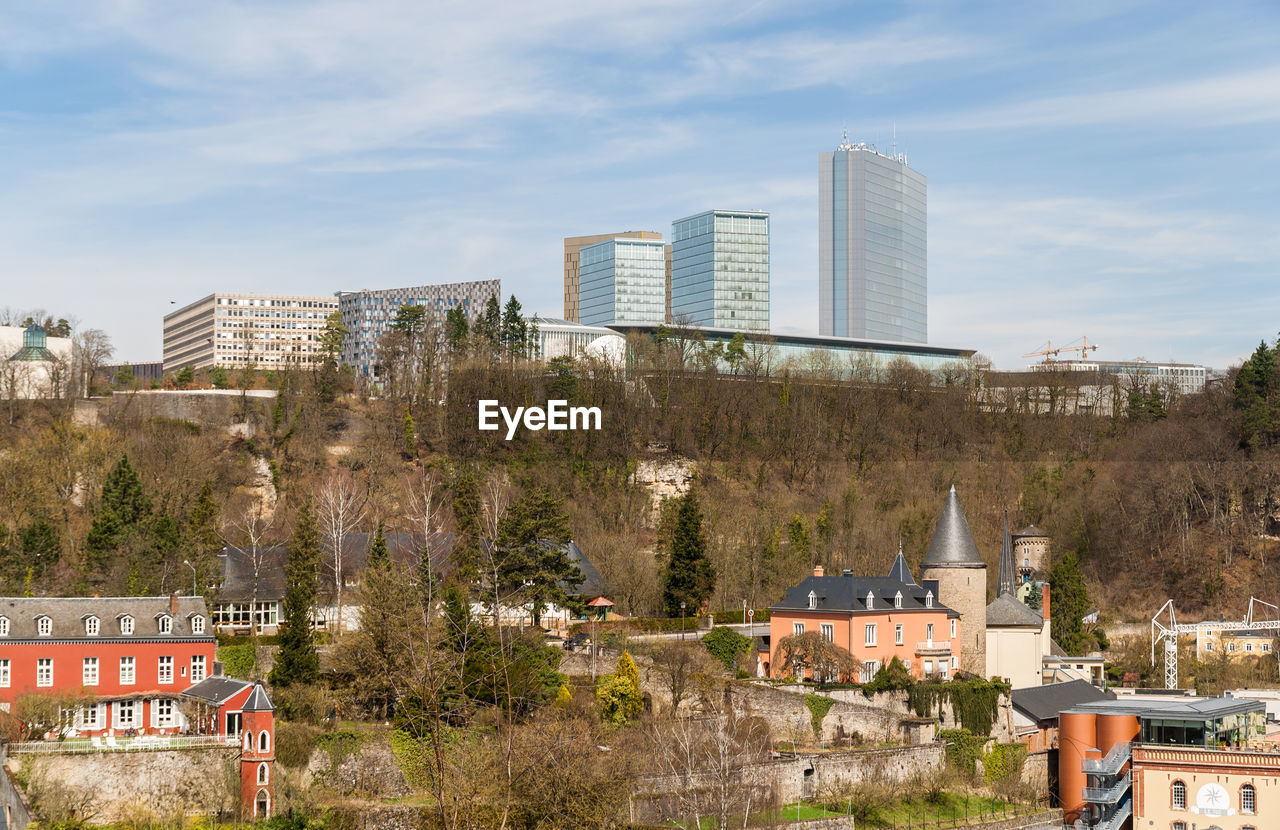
[157, 615, 172, 635]
[37, 615, 52, 637]
[0, 616, 9, 637]
[120, 615, 135, 636]
[865, 591, 875, 610]
[894, 591, 902, 609]
[808, 590, 817, 610]
[190, 615, 205, 635]
[85, 616, 100, 636]
[925, 591, 934, 609]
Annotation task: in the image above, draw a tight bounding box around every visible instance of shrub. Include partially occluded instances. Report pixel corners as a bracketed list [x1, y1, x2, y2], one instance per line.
[217, 644, 255, 679]
[274, 721, 321, 768]
[938, 728, 983, 779]
[861, 656, 913, 695]
[804, 693, 835, 738]
[703, 625, 753, 670]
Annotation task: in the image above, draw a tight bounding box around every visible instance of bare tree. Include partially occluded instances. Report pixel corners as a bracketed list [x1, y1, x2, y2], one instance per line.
[316, 470, 367, 631]
[72, 329, 114, 398]
[222, 496, 278, 645]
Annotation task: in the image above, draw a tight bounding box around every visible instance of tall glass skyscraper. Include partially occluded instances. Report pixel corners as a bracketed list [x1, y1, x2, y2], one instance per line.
[670, 209, 769, 331]
[819, 135, 926, 342]
[578, 237, 667, 326]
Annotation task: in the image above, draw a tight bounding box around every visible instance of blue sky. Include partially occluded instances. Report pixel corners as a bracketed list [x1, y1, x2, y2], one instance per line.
[2, 0, 1278, 369]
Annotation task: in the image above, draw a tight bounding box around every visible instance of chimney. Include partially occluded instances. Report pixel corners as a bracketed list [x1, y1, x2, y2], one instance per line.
[813, 565, 825, 577]
[170, 592, 180, 616]
[1042, 583, 1051, 622]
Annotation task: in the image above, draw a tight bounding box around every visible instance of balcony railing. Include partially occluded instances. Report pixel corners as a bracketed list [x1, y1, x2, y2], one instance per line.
[1082, 772, 1131, 805]
[7, 735, 238, 754]
[1093, 794, 1132, 830]
[1083, 741, 1131, 775]
[915, 640, 952, 654]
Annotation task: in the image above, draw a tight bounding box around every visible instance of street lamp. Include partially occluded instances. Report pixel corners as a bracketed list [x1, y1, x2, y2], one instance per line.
[182, 559, 197, 597]
[680, 601, 686, 641]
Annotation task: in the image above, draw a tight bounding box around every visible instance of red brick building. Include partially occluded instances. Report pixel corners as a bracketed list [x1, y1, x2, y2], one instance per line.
[0, 595, 215, 736]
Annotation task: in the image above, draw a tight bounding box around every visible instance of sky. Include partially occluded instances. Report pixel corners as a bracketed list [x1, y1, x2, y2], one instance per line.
[1, 0, 1278, 370]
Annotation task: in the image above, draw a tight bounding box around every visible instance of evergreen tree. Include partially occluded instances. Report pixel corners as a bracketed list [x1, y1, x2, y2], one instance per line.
[174, 365, 195, 389]
[390, 303, 428, 339]
[318, 310, 348, 365]
[17, 517, 60, 580]
[403, 407, 416, 456]
[1048, 552, 1090, 655]
[367, 521, 388, 566]
[493, 488, 579, 626]
[444, 307, 469, 353]
[500, 295, 528, 360]
[449, 466, 483, 584]
[472, 294, 502, 355]
[183, 481, 222, 593]
[595, 651, 643, 725]
[85, 456, 152, 568]
[270, 501, 322, 687]
[662, 492, 716, 617]
[1234, 340, 1279, 448]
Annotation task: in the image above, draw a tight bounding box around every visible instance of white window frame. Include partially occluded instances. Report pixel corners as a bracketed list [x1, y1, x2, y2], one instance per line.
[925, 591, 933, 608]
[157, 615, 172, 635]
[114, 700, 136, 730]
[926, 623, 935, 643]
[0, 616, 8, 637]
[1241, 783, 1256, 814]
[0, 658, 9, 687]
[893, 591, 902, 609]
[807, 591, 816, 610]
[257, 761, 269, 785]
[259, 730, 270, 752]
[1172, 780, 1187, 810]
[191, 655, 207, 682]
[865, 591, 875, 610]
[120, 615, 134, 636]
[190, 615, 205, 635]
[77, 703, 102, 730]
[895, 624, 904, 645]
[158, 656, 174, 685]
[37, 658, 53, 687]
[85, 616, 100, 637]
[154, 699, 176, 728]
[820, 623, 834, 643]
[120, 656, 136, 685]
[793, 622, 804, 637]
[37, 616, 52, 637]
[83, 657, 99, 686]
[864, 623, 877, 647]
[951, 619, 957, 638]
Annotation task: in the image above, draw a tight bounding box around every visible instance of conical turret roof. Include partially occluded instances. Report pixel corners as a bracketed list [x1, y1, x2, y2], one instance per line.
[888, 543, 916, 585]
[921, 486, 985, 569]
[997, 511, 1016, 596]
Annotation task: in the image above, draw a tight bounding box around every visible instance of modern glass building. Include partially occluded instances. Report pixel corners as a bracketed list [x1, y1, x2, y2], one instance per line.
[578, 237, 667, 326]
[819, 135, 926, 343]
[670, 209, 769, 332]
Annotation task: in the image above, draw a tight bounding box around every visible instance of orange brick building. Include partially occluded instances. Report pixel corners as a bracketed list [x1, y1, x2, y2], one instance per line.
[767, 553, 960, 682]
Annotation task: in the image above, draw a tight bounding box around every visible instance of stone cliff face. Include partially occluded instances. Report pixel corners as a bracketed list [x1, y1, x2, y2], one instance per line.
[631, 457, 695, 525]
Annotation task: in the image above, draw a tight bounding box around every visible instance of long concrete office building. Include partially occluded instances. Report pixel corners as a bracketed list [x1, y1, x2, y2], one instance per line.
[163, 293, 340, 372]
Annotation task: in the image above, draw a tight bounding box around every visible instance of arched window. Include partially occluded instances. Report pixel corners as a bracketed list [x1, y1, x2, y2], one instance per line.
[190, 615, 205, 635]
[157, 615, 172, 635]
[85, 616, 100, 636]
[255, 788, 270, 818]
[257, 761, 269, 785]
[1171, 780, 1186, 810]
[37, 616, 52, 637]
[1241, 783, 1256, 814]
[893, 591, 902, 609]
[243, 732, 252, 751]
[925, 591, 934, 609]
[259, 730, 270, 752]
[865, 591, 874, 610]
[807, 591, 816, 610]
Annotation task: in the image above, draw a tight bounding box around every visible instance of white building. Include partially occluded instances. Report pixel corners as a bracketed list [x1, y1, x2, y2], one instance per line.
[1034, 358, 1208, 396]
[1, 325, 74, 399]
[530, 317, 625, 361]
[163, 293, 340, 373]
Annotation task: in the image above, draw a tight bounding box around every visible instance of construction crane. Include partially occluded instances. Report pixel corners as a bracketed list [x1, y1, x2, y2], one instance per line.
[1023, 336, 1100, 364]
[1151, 598, 1280, 689]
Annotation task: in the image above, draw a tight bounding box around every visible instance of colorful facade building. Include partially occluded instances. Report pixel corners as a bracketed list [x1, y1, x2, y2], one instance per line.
[0, 595, 215, 735]
[1060, 696, 1270, 829]
[767, 553, 960, 682]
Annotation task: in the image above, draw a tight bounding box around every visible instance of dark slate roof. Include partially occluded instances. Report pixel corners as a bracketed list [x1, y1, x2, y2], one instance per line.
[986, 594, 1046, 627]
[243, 684, 273, 711]
[181, 676, 253, 705]
[0, 596, 213, 640]
[888, 550, 916, 586]
[770, 574, 958, 617]
[921, 486, 985, 568]
[1014, 525, 1047, 539]
[1012, 680, 1113, 722]
[218, 534, 612, 602]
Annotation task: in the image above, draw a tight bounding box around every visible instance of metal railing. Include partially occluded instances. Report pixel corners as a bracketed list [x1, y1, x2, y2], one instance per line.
[7, 735, 238, 754]
[1083, 741, 1131, 775]
[1092, 794, 1132, 830]
[1082, 772, 1131, 805]
[915, 640, 952, 653]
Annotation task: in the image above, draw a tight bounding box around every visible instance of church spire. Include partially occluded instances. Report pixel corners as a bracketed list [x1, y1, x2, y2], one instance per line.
[997, 510, 1016, 597]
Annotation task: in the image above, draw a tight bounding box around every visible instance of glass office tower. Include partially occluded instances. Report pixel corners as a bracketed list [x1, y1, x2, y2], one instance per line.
[578, 237, 667, 326]
[819, 136, 926, 342]
[670, 209, 769, 331]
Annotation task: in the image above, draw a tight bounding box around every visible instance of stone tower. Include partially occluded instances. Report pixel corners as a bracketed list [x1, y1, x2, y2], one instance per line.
[240, 683, 275, 819]
[1012, 524, 1050, 581]
[920, 486, 988, 675]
